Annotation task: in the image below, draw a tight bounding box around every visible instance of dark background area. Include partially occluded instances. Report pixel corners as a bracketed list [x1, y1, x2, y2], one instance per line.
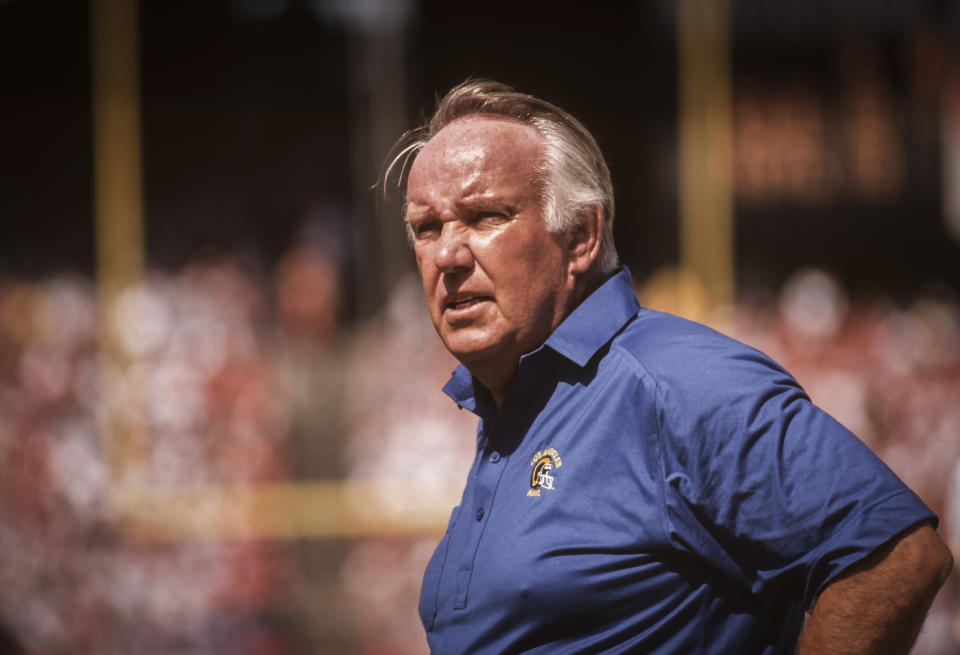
[2, 0, 959, 302]
[2, 4, 960, 654]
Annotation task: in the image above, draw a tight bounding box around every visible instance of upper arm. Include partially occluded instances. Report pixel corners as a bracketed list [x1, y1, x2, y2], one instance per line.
[651, 327, 938, 605]
[812, 521, 953, 610]
[794, 522, 953, 654]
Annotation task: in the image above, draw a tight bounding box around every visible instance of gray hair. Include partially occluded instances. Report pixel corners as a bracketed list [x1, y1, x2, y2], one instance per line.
[379, 79, 618, 274]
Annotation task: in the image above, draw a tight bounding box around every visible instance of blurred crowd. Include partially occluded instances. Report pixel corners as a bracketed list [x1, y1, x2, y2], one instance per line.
[731, 270, 960, 654]
[0, 246, 957, 654]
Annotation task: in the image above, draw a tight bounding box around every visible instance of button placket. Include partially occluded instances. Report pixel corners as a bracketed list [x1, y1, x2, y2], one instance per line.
[451, 434, 509, 610]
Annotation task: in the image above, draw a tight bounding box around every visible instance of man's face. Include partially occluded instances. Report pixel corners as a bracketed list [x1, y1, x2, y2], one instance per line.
[405, 116, 575, 391]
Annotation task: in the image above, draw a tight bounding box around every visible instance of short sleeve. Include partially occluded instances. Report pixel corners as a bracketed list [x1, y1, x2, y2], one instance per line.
[653, 331, 935, 609]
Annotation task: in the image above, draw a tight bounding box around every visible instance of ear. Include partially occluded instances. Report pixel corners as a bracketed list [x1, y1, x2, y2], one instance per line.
[566, 205, 604, 276]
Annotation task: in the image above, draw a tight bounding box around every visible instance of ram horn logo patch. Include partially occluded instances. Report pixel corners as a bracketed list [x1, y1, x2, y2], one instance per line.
[527, 448, 562, 497]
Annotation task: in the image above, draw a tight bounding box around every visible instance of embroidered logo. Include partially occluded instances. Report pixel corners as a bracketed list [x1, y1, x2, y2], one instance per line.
[528, 448, 562, 497]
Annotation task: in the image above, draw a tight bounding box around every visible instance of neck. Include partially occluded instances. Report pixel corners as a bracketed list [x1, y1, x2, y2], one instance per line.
[470, 362, 514, 409]
[472, 269, 609, 408]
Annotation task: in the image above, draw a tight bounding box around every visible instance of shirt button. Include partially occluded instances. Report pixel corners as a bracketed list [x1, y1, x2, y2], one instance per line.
[475, 508, 485, 521]
[488, 451, 501, 463]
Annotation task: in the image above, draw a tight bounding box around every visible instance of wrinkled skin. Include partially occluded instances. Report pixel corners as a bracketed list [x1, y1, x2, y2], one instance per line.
[405, 116, 593, 403]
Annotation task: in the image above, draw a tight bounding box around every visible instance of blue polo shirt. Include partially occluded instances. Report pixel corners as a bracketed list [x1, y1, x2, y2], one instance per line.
[419, 268, 935, 654]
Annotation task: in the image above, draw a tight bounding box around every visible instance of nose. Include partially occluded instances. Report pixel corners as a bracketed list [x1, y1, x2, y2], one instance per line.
[434, 223, 474, 273]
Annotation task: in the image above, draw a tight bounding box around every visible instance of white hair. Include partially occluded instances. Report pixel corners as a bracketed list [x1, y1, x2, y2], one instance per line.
[379, 79, 618, 274]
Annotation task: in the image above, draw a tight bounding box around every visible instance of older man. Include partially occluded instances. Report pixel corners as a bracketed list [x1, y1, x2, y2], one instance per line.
[383, 80, 952, 654]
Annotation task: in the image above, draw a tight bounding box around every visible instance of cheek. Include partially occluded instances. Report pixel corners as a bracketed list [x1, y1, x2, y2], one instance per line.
[414, 249, 435, 282]
[496, 262, 551, 312]
[511, 256, 567, 317]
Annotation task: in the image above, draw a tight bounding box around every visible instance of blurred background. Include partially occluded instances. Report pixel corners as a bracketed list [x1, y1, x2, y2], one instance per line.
[1, 0, 959, 653]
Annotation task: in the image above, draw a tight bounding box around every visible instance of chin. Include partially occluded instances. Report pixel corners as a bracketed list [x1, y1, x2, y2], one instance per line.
[441, 331, 510, 368]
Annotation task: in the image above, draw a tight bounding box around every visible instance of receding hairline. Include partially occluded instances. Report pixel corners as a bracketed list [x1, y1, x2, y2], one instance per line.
[383, 79, 618, 272]
[435, 111, 543, 131]
[405, 114, 552, 222]
[410, 112, 548, 172]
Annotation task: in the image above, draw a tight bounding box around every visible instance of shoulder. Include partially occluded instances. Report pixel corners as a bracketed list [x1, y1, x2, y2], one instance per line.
[615, 308, 745, 356]
[611, 308, 797, 399]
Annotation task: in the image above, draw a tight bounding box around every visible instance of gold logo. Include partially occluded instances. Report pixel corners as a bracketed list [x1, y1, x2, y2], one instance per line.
[528, 448, 562, 497]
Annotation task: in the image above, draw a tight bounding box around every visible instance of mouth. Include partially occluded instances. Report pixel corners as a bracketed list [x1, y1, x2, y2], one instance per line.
[443, 294, 493, 312]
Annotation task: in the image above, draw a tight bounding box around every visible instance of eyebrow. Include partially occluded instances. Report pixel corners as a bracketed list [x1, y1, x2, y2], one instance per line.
[405, 197, 517, 223]
[458, 197, 516, 214]
[404, 202, 434, 222]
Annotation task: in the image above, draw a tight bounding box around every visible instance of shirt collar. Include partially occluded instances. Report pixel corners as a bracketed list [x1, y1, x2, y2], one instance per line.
[543, 266, 639, 367]
[442, 267, 639, 410]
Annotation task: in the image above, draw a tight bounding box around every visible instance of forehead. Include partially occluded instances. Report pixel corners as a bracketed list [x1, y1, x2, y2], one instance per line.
[406, 116, 544, 206]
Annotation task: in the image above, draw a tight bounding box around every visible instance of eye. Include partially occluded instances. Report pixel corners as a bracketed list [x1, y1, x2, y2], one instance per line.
[412, 219, 441, 240]
[471, 212, 508, 228]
